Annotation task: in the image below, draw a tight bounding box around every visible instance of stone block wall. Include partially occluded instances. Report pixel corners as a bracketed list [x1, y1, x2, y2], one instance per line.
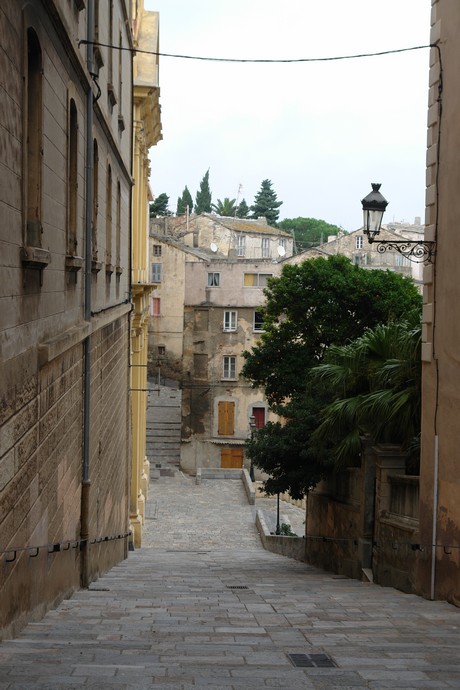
[0, 315, 130, 640]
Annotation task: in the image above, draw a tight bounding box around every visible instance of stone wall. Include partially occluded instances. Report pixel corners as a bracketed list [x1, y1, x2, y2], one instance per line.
[0, 315, 130, 640]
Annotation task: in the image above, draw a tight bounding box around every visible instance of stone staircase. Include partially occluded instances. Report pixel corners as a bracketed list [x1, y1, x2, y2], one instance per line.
[146, 382, 182, 477]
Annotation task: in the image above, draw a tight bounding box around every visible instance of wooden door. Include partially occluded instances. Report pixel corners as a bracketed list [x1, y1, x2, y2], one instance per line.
[221, 447, 243, 468]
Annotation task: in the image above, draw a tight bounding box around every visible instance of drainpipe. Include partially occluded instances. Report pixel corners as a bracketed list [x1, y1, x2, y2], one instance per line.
[430, 434, 439, 600]
[81, 0, 94, 588]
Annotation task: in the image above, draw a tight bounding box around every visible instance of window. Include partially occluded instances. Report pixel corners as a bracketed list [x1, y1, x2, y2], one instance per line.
[207, 272, 220, 287]
[67, 98, 78, 255]
[116, 180, 121, 270]
[223, 310, 237, 332]
[252, 407, 266, 429]
[151, 297, 160, 316]
[237, 235, 245, 257]
[223, 356, 237, 380]
[153, 244, 162, 256]
[243, 272, 273, 287]
[26, 28, 43, 247]
[92, 139, 99, 260]
[151, 263, 162, 282]
[279, 238, 286, 249]
[218, 401, 235, 435]
[355, 235, 363, 249]
[253, 311, 265, 332]
[262, 237, 269, 257]
[158, 345, 166, 356]
[106, 164, 112, 269]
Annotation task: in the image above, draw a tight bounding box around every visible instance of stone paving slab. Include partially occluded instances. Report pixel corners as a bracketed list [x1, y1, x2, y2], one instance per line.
[1, 472, 460, 688]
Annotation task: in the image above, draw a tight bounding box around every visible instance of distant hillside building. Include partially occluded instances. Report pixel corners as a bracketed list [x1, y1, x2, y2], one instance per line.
[148, 215, 291, 472]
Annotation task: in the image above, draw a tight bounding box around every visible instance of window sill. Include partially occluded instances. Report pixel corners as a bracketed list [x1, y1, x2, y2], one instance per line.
[21, 246, 51, 270]
[65, 255, 84, 272]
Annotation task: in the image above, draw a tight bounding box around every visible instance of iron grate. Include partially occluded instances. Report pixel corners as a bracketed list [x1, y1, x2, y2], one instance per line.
[226, 585, 249, 590]
[288, 652, 336, 668]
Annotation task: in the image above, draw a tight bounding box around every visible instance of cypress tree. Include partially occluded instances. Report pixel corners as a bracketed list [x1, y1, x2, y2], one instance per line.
[194, 169, 212, 214]
[250, 179, 282, 226]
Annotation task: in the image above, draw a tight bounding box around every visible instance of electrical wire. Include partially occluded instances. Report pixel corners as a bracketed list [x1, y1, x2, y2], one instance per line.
[78, 40, 431, 64]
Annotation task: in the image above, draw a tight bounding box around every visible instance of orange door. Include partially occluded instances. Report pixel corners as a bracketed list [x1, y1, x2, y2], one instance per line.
[221, 447, 243, 468]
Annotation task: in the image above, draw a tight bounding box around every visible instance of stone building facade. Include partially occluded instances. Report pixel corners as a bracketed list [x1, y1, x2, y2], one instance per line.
[0, 0, 133, 638]
[148, 217, 291, 473]
[284, 227, 416, 283]
[181, 260, 280, 474]
[419, 0, 460, 605]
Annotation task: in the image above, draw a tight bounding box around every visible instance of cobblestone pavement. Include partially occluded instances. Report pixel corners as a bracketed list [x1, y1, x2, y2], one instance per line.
[1, 473, 460, 689]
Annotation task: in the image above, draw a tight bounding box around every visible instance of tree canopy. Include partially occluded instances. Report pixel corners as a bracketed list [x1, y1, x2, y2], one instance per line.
[250, 179, 282, 226]
[243, 256, 422, 497]
[278, 217, 344, 252]
[212, 197, 237, 216]
[149, 193, 171, 218]
[242, 255, 422, 407]
[236, 199, 249, 218]
[310, 311, 422, 472]
[176, 186, 193, 216]
[194, 169, 212, 214]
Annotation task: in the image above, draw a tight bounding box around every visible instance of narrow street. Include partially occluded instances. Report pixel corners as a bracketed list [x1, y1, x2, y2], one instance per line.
[1, 472, 460, 689]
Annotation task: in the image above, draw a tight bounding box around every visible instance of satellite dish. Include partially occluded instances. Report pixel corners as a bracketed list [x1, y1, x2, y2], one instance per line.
[210, 243, 218, 253]
[277, 245, 286, 257]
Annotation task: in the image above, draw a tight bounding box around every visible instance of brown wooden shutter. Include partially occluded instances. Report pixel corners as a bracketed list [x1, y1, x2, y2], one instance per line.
[218, 401, 235, 435]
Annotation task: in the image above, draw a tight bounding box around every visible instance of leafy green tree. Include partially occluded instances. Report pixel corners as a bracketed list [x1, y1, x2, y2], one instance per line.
[246, 394, 331, 499]
[176, 186, 193, 216]
[242, 255, 422, 407]
[310, 311, 422, 471]
[236, 199, 249, 218]
[212, 197, 237, 216]
[250, 179, 282, 226]
[194, 169, 212, 214]
[149, 193, 171, 218]
[279, 217, 344, 251]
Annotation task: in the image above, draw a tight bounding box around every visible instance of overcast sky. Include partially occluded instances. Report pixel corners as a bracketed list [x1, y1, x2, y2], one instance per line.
[144, 0, 431, 231]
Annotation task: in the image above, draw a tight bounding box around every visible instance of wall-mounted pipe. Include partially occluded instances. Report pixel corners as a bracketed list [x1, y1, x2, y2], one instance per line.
[81, 0, 94, 588]
[430, 434, 439, 600]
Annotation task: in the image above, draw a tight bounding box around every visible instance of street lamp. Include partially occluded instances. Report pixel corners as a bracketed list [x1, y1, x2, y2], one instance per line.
[248, 414, 256, 482]
[361, 183, 436, 263]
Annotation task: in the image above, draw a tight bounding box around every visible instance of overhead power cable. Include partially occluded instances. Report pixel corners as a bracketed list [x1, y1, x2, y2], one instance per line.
[78, 40, 432, 64]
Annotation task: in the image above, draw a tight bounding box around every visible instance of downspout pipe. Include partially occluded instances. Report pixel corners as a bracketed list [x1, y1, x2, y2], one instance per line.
[81, 0, 94, 588]
[430, 434, 439, 600]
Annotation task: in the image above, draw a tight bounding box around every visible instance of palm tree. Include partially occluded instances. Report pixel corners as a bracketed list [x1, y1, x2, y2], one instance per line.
[310, 310, 422, 472]
[212, 197, 237, 216]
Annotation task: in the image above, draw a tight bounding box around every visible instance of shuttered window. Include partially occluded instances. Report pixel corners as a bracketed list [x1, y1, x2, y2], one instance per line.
[218, 401, 235, 436]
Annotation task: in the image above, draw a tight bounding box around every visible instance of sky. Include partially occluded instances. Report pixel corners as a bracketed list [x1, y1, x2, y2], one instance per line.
[144, 0, 431, 231]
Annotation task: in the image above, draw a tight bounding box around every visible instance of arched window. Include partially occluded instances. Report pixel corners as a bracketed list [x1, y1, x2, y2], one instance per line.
[26, 28, 43, 247]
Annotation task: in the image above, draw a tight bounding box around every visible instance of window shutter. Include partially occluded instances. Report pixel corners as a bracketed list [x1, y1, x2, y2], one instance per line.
[218, 401, 235, 435]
